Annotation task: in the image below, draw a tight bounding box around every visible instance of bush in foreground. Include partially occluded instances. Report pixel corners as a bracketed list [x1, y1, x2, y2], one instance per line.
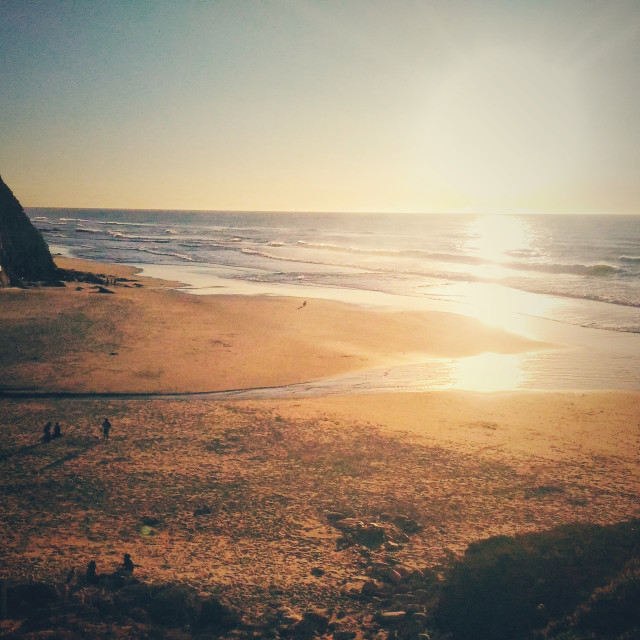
[433, 519, 640, 640]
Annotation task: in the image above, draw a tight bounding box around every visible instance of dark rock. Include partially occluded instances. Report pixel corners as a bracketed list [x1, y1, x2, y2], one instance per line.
[361, 580, 382, 596]
[326, 511, 347, 522]
[310, 566, 325, 577]
[291, 610, 330, 638]
[276, 606, 303, 625]
[334, 518, 387, 548]
[385, 569, 403, 585]
[0, 175, 59, 286]
[394, 515, 423, 534]
[92, 285, 114, 294]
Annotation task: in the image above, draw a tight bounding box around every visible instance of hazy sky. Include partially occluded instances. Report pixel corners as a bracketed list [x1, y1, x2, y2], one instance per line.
[1, 1, 639, 213]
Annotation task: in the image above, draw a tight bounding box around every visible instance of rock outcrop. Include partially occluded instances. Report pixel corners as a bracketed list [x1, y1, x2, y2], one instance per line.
[0, 175, 59, 286]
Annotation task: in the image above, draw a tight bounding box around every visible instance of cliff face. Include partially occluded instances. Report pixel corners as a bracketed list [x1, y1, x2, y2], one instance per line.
[0, 175, 59, 286]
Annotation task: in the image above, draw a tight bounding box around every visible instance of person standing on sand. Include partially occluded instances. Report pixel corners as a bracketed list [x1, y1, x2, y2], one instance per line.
[102, 418, 111, 440]
[42, 421, 52, 442]
[52, 422, 62, 438]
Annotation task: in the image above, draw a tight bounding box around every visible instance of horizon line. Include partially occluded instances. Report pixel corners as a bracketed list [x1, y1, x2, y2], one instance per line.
[23, 205, 640, 216]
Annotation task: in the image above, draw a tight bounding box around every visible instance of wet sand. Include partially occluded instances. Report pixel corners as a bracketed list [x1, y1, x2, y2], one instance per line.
[1, 257, 552, 395]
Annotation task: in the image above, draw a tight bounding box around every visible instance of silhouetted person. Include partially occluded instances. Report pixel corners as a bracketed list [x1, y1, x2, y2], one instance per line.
[52, 422, 62, 438]
[123, 553, 134, 572]
[102, 418, 111, 440]
[298, 300, 307, 309]
[42, 421, 52, 443]
[65, 566, 76, 584]
[86, 560, 98, 584]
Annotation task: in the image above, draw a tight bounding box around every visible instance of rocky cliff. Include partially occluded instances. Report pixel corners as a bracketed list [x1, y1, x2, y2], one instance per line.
[0, 175, 59, 286]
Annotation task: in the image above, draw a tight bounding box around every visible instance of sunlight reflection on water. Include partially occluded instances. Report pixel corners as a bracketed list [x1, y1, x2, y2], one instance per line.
[446, 352, 527, 392]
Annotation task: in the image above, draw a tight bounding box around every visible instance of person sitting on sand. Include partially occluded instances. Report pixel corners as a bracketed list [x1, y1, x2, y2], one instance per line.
[52, 421, 62, 438]
[42, 421, 52, 443]
[86, 560, 98, 584]
[123, 553, 134, 572]
[102, 418, 111, 440]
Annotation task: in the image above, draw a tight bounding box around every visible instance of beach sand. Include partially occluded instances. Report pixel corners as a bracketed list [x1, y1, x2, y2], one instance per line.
[1, 257, 552, 395]
[1, 257, 639, 636]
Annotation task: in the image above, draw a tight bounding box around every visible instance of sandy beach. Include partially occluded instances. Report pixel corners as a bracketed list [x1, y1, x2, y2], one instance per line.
[1, 257, 639, 638]
[1, 257, 553, 395]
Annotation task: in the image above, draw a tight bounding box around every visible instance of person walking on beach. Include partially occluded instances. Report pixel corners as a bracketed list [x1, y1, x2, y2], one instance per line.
[42, 421, 52, 442]
[102, 418, 111, 440]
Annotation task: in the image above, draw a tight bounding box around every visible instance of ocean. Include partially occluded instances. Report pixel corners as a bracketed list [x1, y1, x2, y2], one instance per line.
[27, 208, 640, 393]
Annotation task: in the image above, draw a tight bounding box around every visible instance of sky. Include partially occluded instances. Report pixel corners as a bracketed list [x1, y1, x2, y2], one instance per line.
[1, 0, 639, 213]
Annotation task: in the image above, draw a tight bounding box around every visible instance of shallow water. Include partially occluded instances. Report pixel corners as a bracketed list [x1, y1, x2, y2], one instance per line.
[134, 263, 640, 394]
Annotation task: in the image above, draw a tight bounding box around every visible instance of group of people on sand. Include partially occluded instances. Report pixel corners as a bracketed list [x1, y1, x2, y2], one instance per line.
[41, 418, 113, 441]
[67, 554, 135, 586]
[42, 421, 62, 442]
[86, 554, 135, 582]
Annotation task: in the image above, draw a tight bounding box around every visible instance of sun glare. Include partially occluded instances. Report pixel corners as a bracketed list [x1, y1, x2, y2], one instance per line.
[421, 46, 590, 208]
[446, 214, 556, 332]
[465, 214, 533, 263]
[449, 352, 526, 392]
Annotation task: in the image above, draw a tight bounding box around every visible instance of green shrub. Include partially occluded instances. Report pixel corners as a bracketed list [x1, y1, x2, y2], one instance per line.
[434, 520, 640, 640]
